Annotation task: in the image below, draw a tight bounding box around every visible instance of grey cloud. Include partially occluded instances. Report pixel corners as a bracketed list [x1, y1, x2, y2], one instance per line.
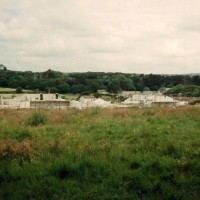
[0, 0, 200, 73]
[178, 17, 200, 32]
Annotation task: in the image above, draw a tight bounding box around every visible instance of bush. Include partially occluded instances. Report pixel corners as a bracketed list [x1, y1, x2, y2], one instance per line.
[16, 87, 23, 93]
[27, 112, 47, 126]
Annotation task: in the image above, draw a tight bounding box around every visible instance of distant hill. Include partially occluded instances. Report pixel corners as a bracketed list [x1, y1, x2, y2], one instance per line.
[0, 65, 200, 95]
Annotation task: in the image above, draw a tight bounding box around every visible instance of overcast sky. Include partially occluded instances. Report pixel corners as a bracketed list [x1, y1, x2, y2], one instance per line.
[0, 0, 200, 74]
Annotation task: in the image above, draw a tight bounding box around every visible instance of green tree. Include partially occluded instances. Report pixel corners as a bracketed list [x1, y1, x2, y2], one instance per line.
[58, 83, 70, 94]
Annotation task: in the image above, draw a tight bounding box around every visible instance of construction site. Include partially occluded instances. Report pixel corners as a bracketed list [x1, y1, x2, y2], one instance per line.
[0, 91, 189, 110]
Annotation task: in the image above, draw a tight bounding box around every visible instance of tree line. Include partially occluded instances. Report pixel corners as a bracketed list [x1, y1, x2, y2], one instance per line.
[0, 68, 200, 96]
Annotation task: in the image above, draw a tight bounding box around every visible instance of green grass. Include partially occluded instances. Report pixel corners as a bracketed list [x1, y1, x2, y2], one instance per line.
[0, 87, 17, 92]
[0, 87, 34, 95]
[0, 108, 200, 199]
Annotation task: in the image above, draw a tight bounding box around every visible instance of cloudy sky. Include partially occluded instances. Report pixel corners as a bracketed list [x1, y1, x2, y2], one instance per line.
[0, 0, 200, 74]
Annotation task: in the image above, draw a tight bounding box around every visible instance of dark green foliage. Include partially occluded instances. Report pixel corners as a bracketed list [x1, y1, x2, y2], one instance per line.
[0, 67, 200, 94]
[166, 84, 200, 97]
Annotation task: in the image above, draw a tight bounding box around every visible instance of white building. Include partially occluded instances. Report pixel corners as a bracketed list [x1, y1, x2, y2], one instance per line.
[122, 93, 177, 107]
[71, 97, 114, 109]
[2, 93, 69, 109]
[14, 93, 63, 101]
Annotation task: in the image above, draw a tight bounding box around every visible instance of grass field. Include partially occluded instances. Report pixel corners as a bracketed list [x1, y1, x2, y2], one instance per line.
[0, 108, 200, 199]
[0, 88, 17, 92]
[0, 87, 33, 92]
[0, 87, 34, 99]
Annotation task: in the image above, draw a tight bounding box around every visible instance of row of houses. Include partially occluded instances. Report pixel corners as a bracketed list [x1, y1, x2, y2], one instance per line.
[0, 92, 188, 109]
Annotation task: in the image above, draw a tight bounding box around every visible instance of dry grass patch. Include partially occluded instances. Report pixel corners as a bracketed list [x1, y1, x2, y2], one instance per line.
[0, 139, 34, 164]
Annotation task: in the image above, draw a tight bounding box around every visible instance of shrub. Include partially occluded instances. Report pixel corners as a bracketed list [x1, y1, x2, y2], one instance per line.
[16, 87, 23, 93]
[27, 112, 47, 126]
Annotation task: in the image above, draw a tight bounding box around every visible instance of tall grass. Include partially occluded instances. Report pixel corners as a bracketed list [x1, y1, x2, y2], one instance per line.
[0, 108, 199, 199]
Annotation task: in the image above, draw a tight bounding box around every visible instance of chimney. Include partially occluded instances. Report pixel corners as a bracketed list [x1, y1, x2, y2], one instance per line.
[40, 93, 43, 100]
